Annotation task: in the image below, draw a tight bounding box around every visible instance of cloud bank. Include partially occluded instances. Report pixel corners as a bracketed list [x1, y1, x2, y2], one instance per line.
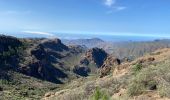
[22, 31, 55, 37]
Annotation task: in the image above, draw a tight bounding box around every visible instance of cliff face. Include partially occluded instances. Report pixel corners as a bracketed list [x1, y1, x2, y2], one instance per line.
[0, 35, 23, 68]
[0, 35, 121, 84]
[73, 48, 121, 77]
[0, 35, 22, 52]
[100, 56, 121, 78]
[40, 39, 69, 52]
[84, 48, 108, 67]
[19, 38, 84, 83]
[0, 36, 85, 84]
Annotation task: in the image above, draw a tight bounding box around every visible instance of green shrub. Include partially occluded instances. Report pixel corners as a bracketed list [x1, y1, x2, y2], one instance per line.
[158, 83, 170, 98]
[127, 80, 145, 96]
[128, 66, 158, 96]
[0, 79, 10, 85]
[91, 87, 110, 100]
[132, 63, 142, 75]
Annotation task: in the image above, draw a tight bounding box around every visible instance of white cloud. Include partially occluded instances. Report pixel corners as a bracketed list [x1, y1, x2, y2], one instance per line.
[104, 0, 116, 7]
[106, 6, 126, 14]
[103, 0, 127, 13]
[115, 6, 127, 11]
[22, 31, 55, 36]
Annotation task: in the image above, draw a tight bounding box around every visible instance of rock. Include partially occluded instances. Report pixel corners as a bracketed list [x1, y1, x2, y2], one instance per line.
[137, 57, 155, 64]
[149, 84, 157, 90]
[85, 48, 108, 67]
[73, 65, 91, 77]
[80, 58, 89, 65]
[45, 92, 55, 97]
[100, 56, 121, 78]
[41, 38, 69, 51]
[0, 87, 3, 91]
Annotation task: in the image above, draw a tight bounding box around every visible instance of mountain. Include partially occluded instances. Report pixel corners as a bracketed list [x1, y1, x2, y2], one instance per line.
[1, 35, 170, 100]
[62, 38, 105, 48]
[0, 35, 117, 99]
[63, 38, 170, 60]
[0, 35, 86, 99]
[43, 48, 170, 100]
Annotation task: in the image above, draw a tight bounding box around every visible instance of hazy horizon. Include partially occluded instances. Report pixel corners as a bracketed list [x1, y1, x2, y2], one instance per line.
[1, 32, 168, 42]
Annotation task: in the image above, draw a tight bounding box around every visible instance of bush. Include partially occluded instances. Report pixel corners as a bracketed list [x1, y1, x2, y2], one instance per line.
[91, 87, 110, 100]
[128, 66, 157, 96]
[132, 63, 142, 75]
[158, 83, 170, 98]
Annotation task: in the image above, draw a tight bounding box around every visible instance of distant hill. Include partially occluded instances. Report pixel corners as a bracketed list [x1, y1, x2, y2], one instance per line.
[63, 38, 170, 59]
[62, 38, 104, 48]
[111, 39, 170, 59]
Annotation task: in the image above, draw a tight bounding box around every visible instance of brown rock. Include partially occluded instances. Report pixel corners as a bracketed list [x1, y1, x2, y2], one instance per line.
[100, 56, 121, 78]
[45, 92, 55, 97]
[84, 48, 108, 67]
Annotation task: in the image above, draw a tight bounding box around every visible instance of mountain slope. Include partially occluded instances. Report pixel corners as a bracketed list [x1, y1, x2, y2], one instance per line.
[0, 35, 116, 99]
[1, 35, 170, 100]
[0, 35, 87, 99]
[43, 48, 170, 100]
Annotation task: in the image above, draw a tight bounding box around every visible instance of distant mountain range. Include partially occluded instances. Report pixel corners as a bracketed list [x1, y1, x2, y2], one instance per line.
[62, 38, 104, 48]
[63, 38, 170, 59]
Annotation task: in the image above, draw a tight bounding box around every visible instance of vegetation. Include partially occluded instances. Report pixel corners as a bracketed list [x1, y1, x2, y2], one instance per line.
[91, 87, 110, 100]
[0, 71, 59, 100]
[1, 35, 170, 100]
[132, 63, 142, 75]
[128, 60, 170, 98]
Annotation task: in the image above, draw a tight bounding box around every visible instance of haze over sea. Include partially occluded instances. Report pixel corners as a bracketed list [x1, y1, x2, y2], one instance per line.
[2, 32, 167, 42]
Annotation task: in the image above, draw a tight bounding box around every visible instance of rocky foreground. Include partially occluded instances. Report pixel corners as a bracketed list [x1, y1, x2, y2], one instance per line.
[43, 48, 170, 100]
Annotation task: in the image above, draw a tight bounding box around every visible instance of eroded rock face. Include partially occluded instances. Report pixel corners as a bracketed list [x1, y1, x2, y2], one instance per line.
[20, 60, 67, 84]
[80, 58, 89, 65]
[72, 48, 108, 77]
[100, 56, 121, 78]
[72, 48, 122, 77]
[0, 35, 23, 67]
[0, 35, 22, 53]
[25, 39, 71, 83]
[41, 38, 69, 52]
[85, 48, 108, 67]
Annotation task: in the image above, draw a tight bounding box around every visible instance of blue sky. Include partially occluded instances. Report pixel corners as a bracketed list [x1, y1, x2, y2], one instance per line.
[0, 0, 170, 39]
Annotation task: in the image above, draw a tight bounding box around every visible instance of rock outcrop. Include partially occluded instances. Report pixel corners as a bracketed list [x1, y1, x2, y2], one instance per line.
[72, 48, 108, 76]
[41, 38, 69, 52]
[0, 35, 22, 52]
[100, 56, 121, 78]
[84, 48, 108, 67]
[73, 48, 121, 77]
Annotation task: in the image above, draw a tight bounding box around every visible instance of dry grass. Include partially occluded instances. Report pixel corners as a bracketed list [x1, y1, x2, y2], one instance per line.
[43, 48, 170, 100]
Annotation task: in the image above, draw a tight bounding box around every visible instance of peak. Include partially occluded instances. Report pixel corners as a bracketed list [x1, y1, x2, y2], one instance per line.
[41, 38, 61, 44]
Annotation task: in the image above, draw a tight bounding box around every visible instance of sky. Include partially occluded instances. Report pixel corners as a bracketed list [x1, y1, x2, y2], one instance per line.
[0, 0, 170, 40]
